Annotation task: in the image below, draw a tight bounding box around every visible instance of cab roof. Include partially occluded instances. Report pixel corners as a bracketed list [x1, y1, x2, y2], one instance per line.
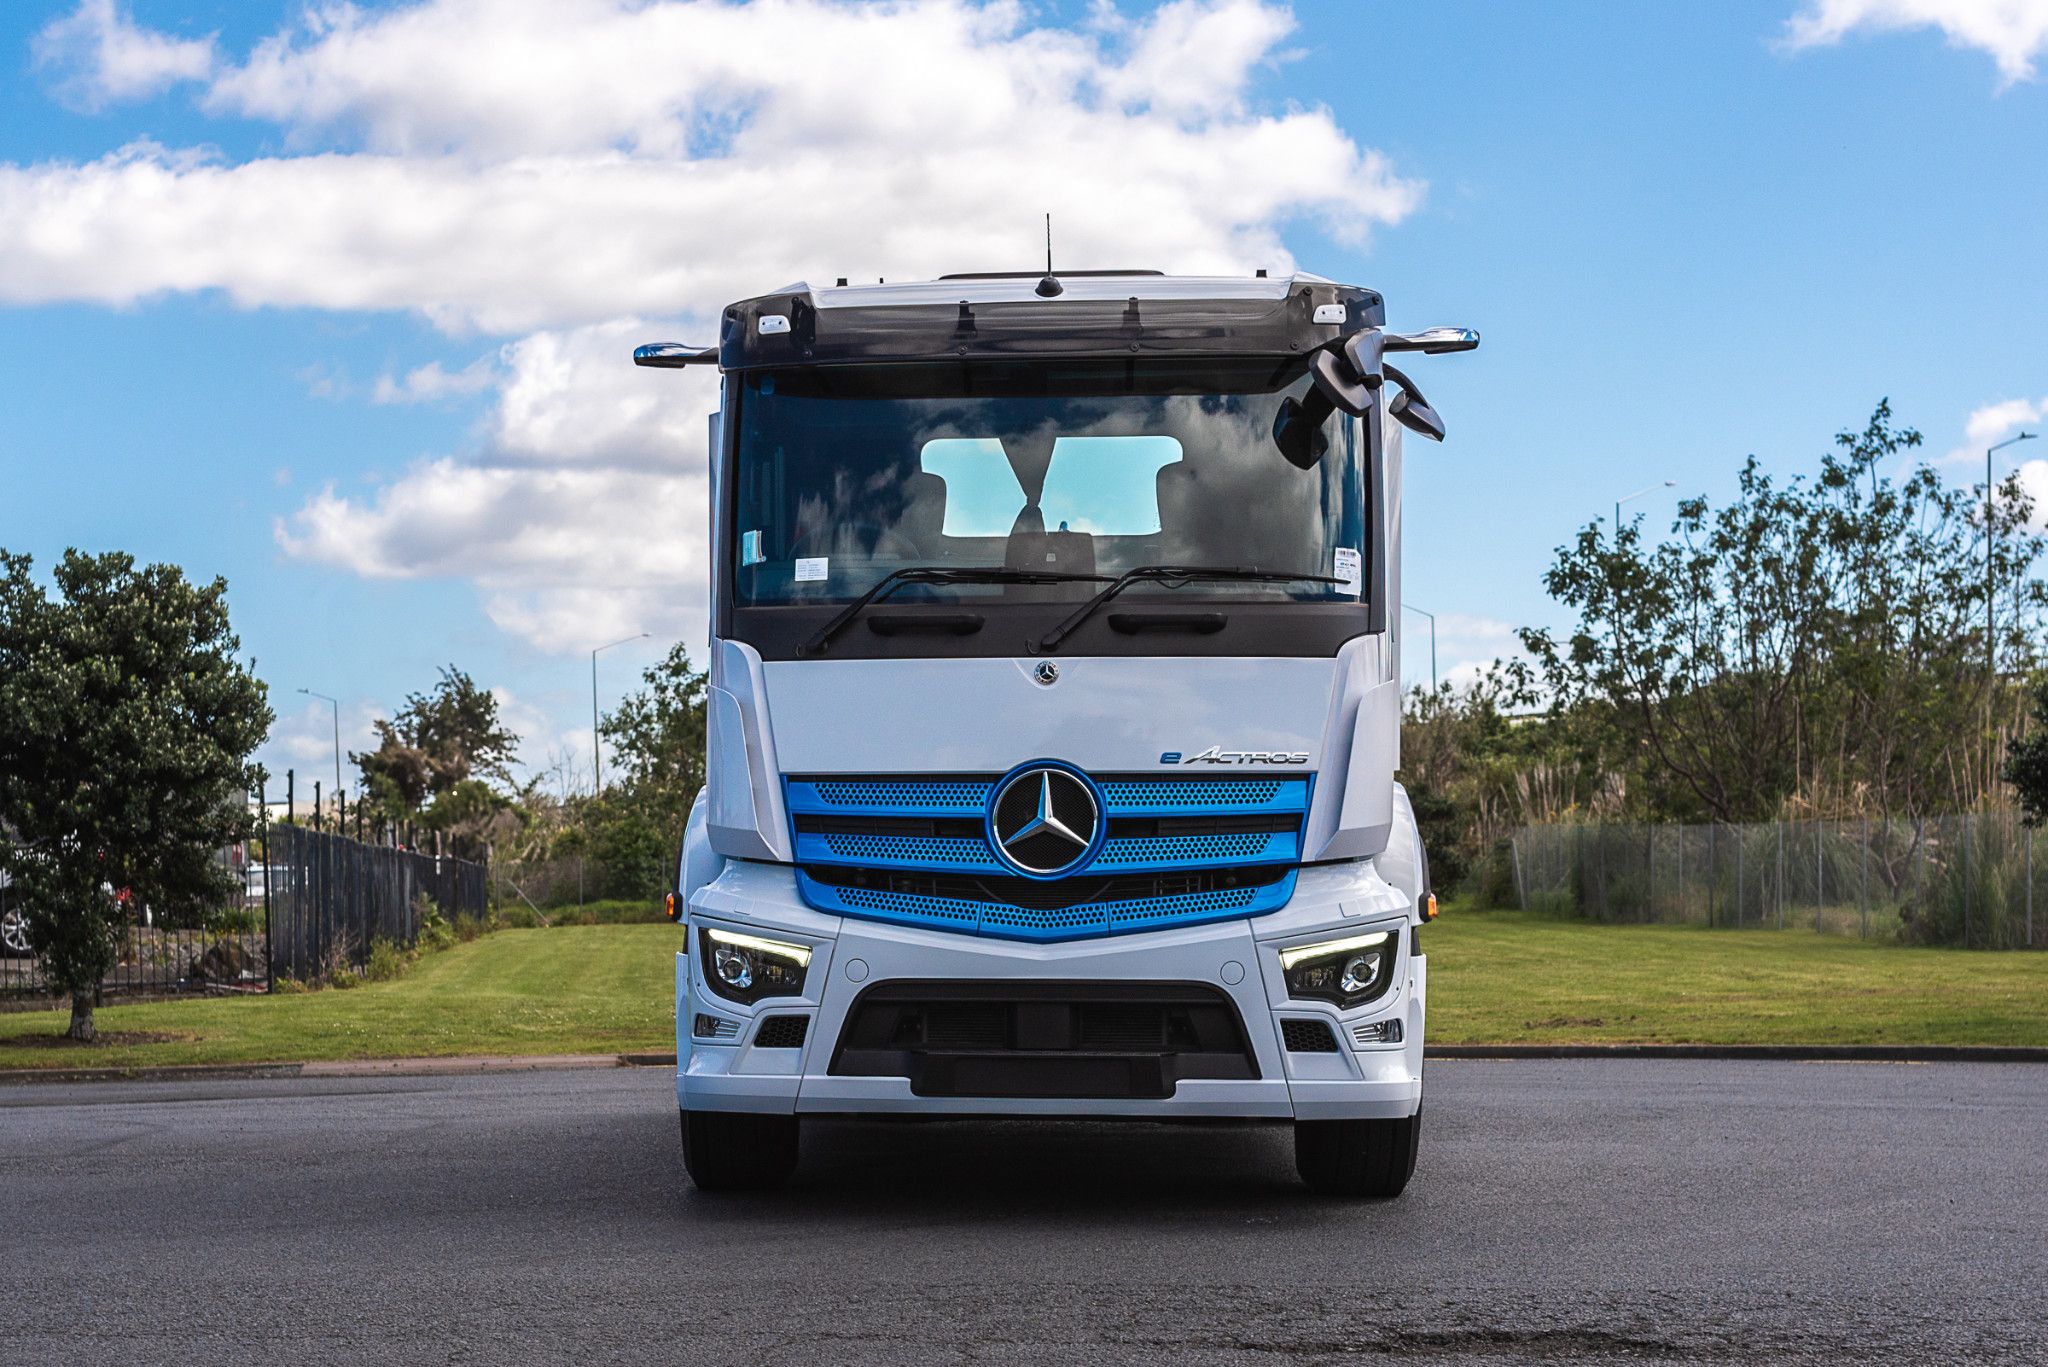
[715, 271, 1385, 371]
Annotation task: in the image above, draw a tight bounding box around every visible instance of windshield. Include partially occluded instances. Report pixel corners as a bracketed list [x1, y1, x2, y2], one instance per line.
[730, 359, 1366, 608]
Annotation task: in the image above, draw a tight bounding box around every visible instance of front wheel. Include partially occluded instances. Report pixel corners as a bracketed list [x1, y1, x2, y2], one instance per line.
[0, 909, 31, 958]
[1294, 1108, 1421, 1198]
[680, 1109, 800, 1191]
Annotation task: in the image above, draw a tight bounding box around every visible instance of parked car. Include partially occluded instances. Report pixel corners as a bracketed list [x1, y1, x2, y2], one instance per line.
[0, 868, 29, 957]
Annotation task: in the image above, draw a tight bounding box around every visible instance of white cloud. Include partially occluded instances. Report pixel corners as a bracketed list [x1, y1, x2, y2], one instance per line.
[1965, 396, 2044, 443]
[1941, 394, 2046, 464]
[1781, 0, 2048, 85]
[5, 0, 1425, 654]
[32, 0, 215, 110]
[373, 355, 498, 405]
[258, 697, 386, 799]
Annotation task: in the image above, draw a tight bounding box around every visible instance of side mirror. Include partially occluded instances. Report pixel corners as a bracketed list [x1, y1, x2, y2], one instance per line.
[634, 342, 718, 368]
[1384, 327, 1480, 355]
[1273, 390, 1335, 470]
[1307, 346, 1374, 418]
[1384, 363, 1446, 442]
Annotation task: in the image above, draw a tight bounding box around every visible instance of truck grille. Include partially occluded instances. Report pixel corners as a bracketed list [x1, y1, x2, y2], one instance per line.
[787, 771, 1310, 941]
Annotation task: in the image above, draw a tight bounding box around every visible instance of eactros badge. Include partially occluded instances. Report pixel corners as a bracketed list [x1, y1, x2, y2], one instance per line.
[1159, 747, 1311, 766]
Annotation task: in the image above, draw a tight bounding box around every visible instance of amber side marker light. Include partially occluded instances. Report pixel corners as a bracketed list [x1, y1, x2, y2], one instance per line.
[1423, 892, 1439, 922]
[664, 892, 682, 922]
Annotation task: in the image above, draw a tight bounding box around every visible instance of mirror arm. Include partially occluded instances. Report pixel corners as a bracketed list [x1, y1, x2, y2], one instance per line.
[634, 343, 719, 368]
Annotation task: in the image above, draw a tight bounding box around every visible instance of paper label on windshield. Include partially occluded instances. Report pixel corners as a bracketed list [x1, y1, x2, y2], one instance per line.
[741, 530, 764, 566]
[1334, 547, 1362, 596]
[794, 556, 829, 583]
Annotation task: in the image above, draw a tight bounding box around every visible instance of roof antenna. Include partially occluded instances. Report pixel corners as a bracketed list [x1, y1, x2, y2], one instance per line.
[1036, 213, 1063, 297]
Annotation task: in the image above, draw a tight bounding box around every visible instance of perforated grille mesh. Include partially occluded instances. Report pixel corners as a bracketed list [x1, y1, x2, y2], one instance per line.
[811, 779, 990, 809]
[1101, 779, 1284, 809]
[822, 834, 1000, 867]
[838, 885, 981, 925]
[1093, 833, 1276, 866]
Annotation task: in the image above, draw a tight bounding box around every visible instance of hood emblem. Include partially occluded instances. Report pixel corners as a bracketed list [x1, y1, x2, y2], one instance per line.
[987, 762, 1102, 877]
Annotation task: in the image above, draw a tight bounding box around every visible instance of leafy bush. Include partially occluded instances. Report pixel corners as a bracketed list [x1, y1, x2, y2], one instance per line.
[365, 937, 409, 982]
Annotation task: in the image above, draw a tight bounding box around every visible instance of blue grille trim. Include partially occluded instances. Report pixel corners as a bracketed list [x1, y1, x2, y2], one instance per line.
[785, 775, 1310, 818]
[794, 829, 1299, 875]
[796, 869, 1299, 942]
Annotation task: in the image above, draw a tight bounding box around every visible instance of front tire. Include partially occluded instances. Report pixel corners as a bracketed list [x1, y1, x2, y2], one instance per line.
[1294, 1108, 1420, 1198]
[680, 1109, 800, 1191]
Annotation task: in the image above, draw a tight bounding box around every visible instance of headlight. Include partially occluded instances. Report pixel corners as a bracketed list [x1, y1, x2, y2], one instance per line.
[697, 926, 812, 1005]
[1279, 930, 1397, 1008]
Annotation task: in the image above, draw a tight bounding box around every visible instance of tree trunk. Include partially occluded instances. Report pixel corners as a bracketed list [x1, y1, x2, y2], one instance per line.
[66, 991, 95, 1043]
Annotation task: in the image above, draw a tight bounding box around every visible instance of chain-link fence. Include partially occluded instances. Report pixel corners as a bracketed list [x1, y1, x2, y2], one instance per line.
[490, 856, 669, 913]
[1511, 815, 2045, 948]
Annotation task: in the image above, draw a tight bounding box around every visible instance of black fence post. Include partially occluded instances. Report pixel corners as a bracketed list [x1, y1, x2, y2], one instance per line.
[287, 769, 295, 826]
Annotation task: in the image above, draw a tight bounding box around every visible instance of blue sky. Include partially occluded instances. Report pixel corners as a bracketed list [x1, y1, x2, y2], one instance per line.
[2, 0, 2044, 789]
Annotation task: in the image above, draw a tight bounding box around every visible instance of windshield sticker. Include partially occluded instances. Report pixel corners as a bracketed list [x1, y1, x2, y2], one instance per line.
[794, 556, 829, 583]
[741, 530, 764, 566]
[1334, 547, 1362, 595]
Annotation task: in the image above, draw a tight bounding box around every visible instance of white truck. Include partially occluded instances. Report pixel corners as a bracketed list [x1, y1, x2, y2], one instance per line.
[640, 268, 1475, 1196]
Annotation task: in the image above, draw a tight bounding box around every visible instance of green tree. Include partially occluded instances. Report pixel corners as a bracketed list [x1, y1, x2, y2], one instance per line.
[2001, 677, 2048, 825]
[599, 643, 709, 810]
[355, 665, 519, 825]
[573, 644, 709, 898]
[0, 550, 271, 1040]
[1521, 403, 2043, 823]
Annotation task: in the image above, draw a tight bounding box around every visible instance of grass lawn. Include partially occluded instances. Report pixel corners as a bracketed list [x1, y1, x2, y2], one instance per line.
[2, 910, 2044, 1071]
[1428, 908, 2048, 1046]
[0, 925, 684, 1071]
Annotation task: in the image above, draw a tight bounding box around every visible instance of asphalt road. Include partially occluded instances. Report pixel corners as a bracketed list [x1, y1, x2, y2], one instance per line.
[2, 1060, 2042, 1365]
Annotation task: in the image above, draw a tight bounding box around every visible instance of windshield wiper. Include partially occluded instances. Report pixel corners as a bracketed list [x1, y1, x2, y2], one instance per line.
[1034, 565, 1345, 652]
[797, 566, 1112, 656]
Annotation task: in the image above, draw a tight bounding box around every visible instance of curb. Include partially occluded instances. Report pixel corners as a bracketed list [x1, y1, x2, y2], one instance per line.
[6, 1043, 2047, 1086]
[1426, 1044, 2048, 1063]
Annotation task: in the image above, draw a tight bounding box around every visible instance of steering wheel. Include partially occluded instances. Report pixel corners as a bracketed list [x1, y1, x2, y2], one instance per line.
[786, 521, 921, 562]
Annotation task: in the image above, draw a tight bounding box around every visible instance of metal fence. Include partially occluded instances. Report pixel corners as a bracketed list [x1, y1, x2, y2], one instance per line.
[2, 825, 488, 1003]
[491, 855, 669, 911]
[1512, 815, 2045, 948]
[266, 824, 488, 983]
[1, 841, 269, 1003]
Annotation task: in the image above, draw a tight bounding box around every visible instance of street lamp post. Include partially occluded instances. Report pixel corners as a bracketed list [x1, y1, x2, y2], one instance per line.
[1987, 432, 2037, 679]
[296, 687, 342, 812]
[592, 633, 650, 794]
[1403, 604, 1438, 693]
[1613, 480, 1676, 537]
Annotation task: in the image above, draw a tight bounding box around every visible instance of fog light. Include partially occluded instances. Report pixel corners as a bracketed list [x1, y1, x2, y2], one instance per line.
[692, 1013, 740, 1041]
[1351, 1018, 1404, 1046]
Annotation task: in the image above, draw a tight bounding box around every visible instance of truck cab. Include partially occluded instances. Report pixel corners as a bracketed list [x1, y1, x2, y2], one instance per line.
[643, 269, 1474, 1196]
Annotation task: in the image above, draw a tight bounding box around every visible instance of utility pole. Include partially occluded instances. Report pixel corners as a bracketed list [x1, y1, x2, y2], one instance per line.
[1986, 432, 2036, 805]
[1612, 480, 1675, 538]
[297, 687, 343, 806]
[591, 633, 649, 794]
[1403, 603, 1438, 693]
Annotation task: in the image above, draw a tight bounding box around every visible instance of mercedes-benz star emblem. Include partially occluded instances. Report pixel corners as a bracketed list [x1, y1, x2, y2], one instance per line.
[987, 763, 1102, 877]
[1033, 660, 1060, 686]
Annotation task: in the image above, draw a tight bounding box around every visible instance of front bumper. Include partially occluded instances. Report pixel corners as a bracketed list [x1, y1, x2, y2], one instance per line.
[679, 860, 1424, 1121]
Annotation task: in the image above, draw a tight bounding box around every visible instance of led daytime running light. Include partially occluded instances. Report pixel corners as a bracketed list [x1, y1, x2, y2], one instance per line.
[704, 927, 813, 967]
[1279, 930, 1391, 970]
